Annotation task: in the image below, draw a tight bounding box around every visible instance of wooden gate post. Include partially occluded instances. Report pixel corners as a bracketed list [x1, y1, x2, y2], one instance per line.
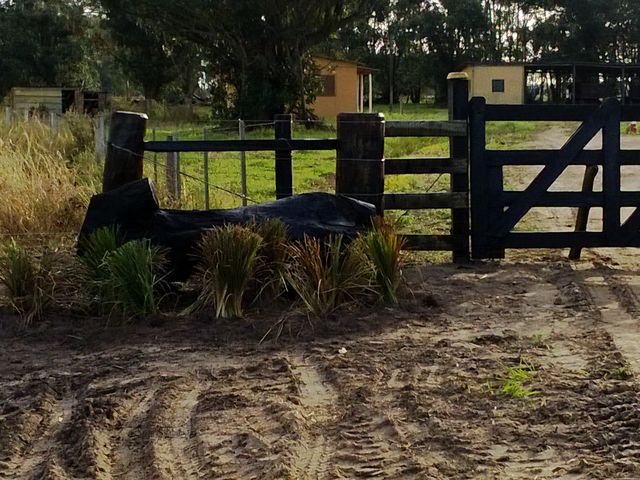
[448, 72, 471, 263]
[166, 134, 180, 200]
[336, 113, 385, 214]
[102, 111, 147, 192]
[275, 114, 293, 199]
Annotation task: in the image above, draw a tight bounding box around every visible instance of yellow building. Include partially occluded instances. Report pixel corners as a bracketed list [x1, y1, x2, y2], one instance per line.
[462, 64, 525, 104]
[311, 56, 375, 119]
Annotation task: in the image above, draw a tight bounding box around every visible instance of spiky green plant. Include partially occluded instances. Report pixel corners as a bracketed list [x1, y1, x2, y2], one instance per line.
[192, 225, 263, 318]
[102, 239, 168, 318]
[285, 235, 373, 316]
[78, 226, 120, 280]
[500, 361, 540, 399]
[0, 240, 53, 326]
[252, 218, 289, 301]
[358, 217, 405, 304]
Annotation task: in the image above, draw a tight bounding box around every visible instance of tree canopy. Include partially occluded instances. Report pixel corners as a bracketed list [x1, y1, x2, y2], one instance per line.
[1, 0, 640, 117]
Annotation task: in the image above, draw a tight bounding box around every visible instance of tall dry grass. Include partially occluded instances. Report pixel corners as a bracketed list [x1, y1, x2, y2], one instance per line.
[0, 114, 100, 244]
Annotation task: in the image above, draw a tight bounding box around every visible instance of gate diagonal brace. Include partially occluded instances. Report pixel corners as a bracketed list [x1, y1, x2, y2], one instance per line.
[492, 98, 619, 237]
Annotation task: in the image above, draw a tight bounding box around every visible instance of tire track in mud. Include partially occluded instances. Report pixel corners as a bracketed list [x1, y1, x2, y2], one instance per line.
[316, 346, 429, 479]
[572, 257, 640, 375]
[285, 355, 337, 479]
[0, 382, 62, 479]
[187, 357, 301, 479]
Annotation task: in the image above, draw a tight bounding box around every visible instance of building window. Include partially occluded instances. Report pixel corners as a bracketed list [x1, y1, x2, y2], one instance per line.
[492, 79, 505, 93]
[318, 74, 336, 96]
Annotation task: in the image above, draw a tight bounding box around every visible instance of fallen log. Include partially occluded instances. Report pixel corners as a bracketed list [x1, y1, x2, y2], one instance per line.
[79, 179, 376, 280]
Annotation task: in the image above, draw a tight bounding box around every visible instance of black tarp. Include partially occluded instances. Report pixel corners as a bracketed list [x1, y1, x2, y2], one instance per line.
[79, 179, 376, 280]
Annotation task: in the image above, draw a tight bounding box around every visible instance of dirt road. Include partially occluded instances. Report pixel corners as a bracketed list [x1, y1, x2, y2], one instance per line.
[2, 126, 640, 479]
[2, 255, 640, 479]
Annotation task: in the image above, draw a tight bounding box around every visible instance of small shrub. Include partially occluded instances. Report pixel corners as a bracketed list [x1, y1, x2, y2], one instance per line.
[252, 218, 289, 301]
[102, 240, 168, 319]
[358, 217, 405, 304]
[286, 235, 373, 316]
[192, 225, 263, 318]
[0, 240, 54, 326]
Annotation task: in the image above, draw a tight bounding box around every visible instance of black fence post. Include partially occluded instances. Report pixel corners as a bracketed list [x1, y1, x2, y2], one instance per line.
[275, 114, 293, 199]
[469, 97, 489, 259]
[336, 113, 385, 214]
[102, 111, 147, 192]
[448, 72, 471, 263]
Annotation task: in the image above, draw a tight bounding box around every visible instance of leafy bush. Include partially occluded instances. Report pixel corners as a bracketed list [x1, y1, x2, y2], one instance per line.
[192, 225, 263, 318]
[286, 235, 372, 316]
[357, 217, 405, 304]
[102, 239, 169, 319]
[0, 240, 54, 326]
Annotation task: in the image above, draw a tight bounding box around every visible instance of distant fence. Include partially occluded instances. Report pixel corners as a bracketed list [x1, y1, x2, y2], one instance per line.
[3, 106, 109, 164]
[102, 75, 471, 261]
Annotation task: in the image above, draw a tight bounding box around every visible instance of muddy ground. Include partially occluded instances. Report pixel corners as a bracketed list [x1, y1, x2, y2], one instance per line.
[2, 254, 640, 479]
[2, 127, 640, 479]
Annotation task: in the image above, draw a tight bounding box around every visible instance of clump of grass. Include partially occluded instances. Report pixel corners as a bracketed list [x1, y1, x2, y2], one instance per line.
[500, 360, 540, 398]
[252, 218, 289, 301]
[78, 226, 121, 281]
[286, 235, 373, 316]
[0, 240, 54, 326]
[192, 225, 263, 318]
[606, 366, 633, 380]
[102, 239, 169, 319]
[357, 217, 405, 304]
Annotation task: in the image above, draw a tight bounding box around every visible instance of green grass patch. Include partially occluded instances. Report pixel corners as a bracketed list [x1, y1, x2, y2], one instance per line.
[498, 360, 540, 399]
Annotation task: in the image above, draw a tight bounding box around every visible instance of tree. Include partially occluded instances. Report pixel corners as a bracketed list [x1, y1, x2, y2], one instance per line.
[99, 0, 377, 119]
[0, 0, 88, 96]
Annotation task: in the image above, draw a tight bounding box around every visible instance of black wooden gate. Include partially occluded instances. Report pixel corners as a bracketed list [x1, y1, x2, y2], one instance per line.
[470, 96, 640, 259]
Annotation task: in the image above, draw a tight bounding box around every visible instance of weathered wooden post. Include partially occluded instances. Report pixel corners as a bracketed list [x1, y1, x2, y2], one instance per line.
[203, 127, 210, 209]
[448, 72, 471, 263]
[151, 127, 158, 184]
[102, 111, 147, 193]
[335, 112, 385, 214]
[166, 134, 180, 200]
[239, 119, 248, 206]
[569, 165, 599, 260]
[4, 107, 11, 125]
[274, 114, 293, 199]
[50, 112, 58, 137]
[94, 114, 105, 163]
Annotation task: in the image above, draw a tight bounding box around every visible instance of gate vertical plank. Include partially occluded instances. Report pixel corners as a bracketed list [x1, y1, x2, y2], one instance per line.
[603, 102, 621, 239]
[470, 97, 491, 258]
[488, 164, 506, 258]
[448, 73, 470, 263]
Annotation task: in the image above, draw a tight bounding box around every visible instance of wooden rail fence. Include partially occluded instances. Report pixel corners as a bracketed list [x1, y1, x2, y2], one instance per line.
[102, 75, 471, 261]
